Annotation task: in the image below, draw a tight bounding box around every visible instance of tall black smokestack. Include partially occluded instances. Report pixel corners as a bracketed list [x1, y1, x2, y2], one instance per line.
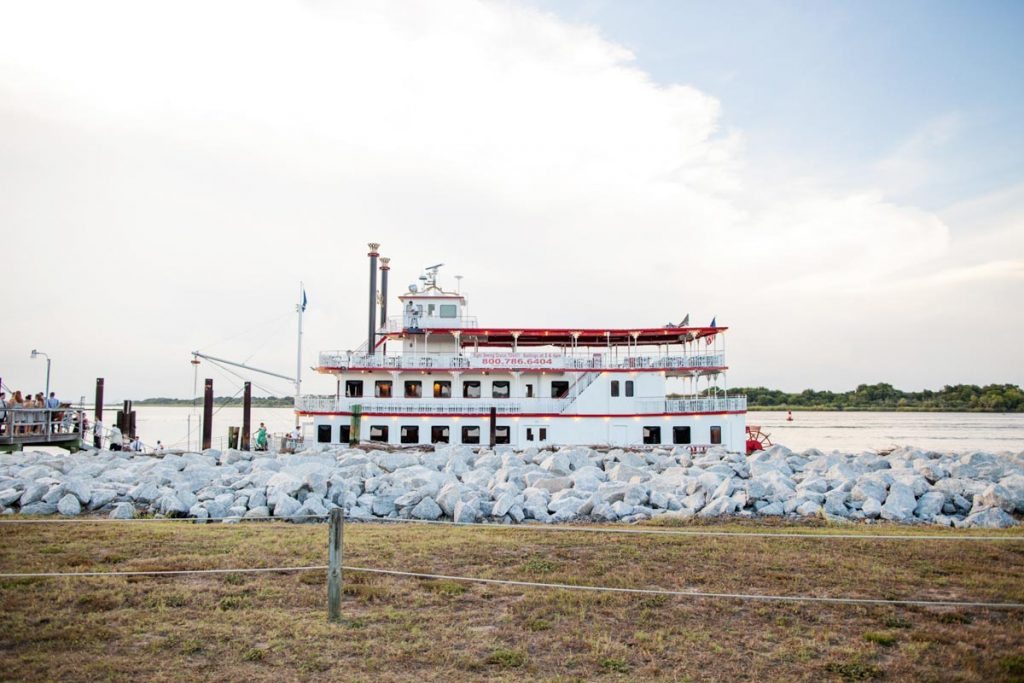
[368, 242, 380, 354]
[379, 257, 390, 330]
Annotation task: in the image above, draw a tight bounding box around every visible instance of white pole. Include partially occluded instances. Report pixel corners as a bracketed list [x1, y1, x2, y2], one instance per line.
[296, 281, 304, 426]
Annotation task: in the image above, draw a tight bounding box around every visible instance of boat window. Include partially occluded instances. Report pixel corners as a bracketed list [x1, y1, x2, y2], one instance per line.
[431, 425, 450, 443]
[625, 381, 634, 397]
[369, 425, 388, 442]
[643, 426, 661, 445]
[463, 381, 481, 398]
[433, 381, 452, 398]
[338, 425, 351, 444]
[551, 381, 569, 399]
[427, 304, 436, 316]
[672, 426, 691, 445]
[375, 380, 392, 398]
[440, 304, 457, 318]
[710, 426, 722, 445]
[317, 425, 332, 443]
[494, 425, 510, 444]
[525, 383, 534, 398]
[492, 381, 510, 399]
[539, 427, 547, 441]
[526, 428, 534, 441]
[610, 380, 620, 397]
[462, 425, 481, 444]
[345, 380, 363, 398]
[400, 425, 419, 444]
[404, 381, 422, 398]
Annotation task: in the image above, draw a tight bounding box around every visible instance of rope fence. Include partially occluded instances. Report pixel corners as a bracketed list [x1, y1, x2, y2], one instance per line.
[1, 513, 1022, 542]
[3, 510, 1023, 620]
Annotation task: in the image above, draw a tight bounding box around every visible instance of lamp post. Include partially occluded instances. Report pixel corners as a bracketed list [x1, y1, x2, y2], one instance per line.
[30, 349, 51, 398]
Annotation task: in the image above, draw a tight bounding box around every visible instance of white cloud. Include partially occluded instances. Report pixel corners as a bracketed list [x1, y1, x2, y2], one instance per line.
[0, 0, 1020, 398]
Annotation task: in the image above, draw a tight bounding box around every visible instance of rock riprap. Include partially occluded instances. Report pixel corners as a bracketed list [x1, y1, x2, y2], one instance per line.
[1, 445, 1021, 528]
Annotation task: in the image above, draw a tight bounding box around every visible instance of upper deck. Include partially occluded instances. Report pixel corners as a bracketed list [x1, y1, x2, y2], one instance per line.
[317, 350, 726, 375]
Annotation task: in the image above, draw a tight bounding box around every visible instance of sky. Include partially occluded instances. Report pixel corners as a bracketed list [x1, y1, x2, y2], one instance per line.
[0, 0, 1021, 401]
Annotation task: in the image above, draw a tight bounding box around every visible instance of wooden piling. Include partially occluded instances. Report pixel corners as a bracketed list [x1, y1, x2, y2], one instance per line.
[241, 382, 251, 451]
[327, 507, 343, 623]
[202, 379, 213, 450]
[93, 378, 104, 448]
[489, 407, 497, 448]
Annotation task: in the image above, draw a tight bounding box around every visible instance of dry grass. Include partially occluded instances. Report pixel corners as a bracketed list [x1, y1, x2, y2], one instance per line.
[1, 518, 1023, 682]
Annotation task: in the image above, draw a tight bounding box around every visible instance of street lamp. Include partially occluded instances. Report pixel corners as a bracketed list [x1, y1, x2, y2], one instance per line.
[30, 349, 51, 399]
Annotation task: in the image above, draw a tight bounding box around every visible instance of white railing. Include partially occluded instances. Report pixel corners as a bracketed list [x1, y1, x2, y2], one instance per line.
[382, 315, 479, 332]
[296, 395, 746, 415]
[645, 397, 747, 413]
[317, 351, 725, 372]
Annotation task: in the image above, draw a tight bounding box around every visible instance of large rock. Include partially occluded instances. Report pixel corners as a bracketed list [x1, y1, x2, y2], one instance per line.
[19, 482, 50, 507]
[913, 491, 946, 520]
[109, 502, 136, 519]
[961, 507, 1017, 529]
[272, 495, 302, 518]
[411, 496, 443, 520]
[975, 483, 1020, 514]
[57, 494, 82, 516]
[453, 498, 479, 523]
[880, 482, 916, 522]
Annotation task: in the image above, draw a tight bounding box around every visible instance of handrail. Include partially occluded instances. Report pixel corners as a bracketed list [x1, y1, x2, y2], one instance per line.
[317, 351, 725, 372]
[0, 407, 87, 441]
[295, 395, 746, 415]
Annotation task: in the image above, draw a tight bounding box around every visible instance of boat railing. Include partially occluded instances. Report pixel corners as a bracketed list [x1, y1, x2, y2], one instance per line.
[381, 316, 480, 332]
[645, 397, 747, 413]
[317, 351, 725, 372]
[296, 395, 745, 415]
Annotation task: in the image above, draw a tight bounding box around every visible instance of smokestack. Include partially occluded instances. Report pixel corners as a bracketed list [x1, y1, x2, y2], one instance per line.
[379, 257, 390, 329]
[368, 242, 380, 354]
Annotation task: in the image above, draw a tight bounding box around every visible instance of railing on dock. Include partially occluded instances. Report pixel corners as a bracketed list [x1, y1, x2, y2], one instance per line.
[0, 407, 87, 449]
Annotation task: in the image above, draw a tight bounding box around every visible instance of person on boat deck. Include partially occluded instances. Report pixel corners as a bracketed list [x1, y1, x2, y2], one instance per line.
[129, 435, 144, 452]
[255, 422, 268, 451]
[109, 424, 123, 451]
[9, 391, 25, 435]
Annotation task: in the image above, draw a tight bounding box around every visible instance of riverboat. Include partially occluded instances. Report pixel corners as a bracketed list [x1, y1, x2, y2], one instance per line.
[296, 244, 746, 451]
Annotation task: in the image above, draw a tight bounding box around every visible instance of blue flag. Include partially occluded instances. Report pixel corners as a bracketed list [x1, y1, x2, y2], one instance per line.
[709, 316, 716, 328]
[302, 289, 308, 312]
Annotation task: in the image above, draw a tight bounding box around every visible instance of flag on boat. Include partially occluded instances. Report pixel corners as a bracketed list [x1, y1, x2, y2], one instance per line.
[680, 314, 689, 327]
[301, 288, 308, 312]
[705, 316, 717, 345]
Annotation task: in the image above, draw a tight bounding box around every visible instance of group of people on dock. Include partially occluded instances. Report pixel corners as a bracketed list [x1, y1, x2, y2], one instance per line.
[0, 390, 80, 437]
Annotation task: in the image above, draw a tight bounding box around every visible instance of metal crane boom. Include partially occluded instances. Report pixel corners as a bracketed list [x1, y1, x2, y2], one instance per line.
[190, 351, 296, 383]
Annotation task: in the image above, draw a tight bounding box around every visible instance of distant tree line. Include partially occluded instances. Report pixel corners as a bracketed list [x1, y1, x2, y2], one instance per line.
[704, 383, 1024, 412]
[136, 396, 295, 407]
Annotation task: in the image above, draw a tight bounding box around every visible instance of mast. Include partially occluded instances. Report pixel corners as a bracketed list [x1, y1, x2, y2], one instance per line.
[296, 281, 304, 425]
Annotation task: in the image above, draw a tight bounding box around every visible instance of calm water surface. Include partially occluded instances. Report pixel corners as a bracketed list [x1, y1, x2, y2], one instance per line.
[124, 406, 1024, 454]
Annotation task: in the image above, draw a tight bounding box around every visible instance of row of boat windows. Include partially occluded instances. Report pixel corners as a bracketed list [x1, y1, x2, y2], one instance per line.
[316, 424, 721, 446]
[343, 379, 635, 399]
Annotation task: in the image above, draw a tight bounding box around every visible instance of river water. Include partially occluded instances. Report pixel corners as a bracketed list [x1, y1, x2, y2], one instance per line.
[120, 407, 1024, 454]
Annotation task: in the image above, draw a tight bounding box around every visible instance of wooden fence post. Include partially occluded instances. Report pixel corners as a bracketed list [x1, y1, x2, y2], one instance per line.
[328, 507, 343, 623]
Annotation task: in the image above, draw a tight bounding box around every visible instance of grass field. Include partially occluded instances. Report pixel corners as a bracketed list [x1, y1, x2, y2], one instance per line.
[1, 518, 1023, 682]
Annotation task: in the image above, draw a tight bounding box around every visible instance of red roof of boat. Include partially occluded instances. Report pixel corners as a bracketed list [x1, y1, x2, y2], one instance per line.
[383, 326, 724, 347]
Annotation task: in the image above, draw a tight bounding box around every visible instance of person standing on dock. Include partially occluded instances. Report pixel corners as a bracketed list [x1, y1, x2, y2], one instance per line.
[0, 392, 7, 436]
[129, 435, 143, 452]
[93, 419, 103, 448]
[109, 424, 123, 451]
[255, 422, 268, 451]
